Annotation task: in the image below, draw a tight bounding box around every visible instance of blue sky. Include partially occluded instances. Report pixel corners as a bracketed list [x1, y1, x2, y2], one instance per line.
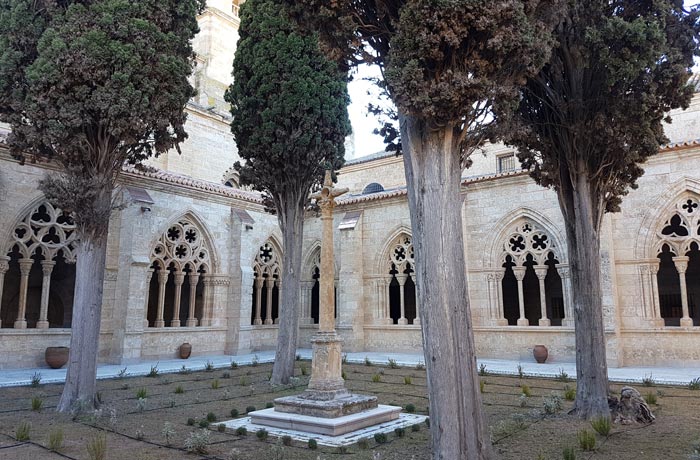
[346, 1, 700, 159]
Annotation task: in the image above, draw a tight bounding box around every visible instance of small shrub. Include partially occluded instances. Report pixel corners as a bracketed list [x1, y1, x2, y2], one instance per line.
[205, 360, 215, 372]
[230, 360, 239, 369]
[187, 418, 195, 426]
[642, 374, 655, 387]
[557, 369, 570, 383]
[147, 365, 159, 377]
[591, 416, 611, 437]
[425, 417, 430, 427]
[364, 356, 372, 366]
[136, 388, 148, 399]
[174, 385, 184, 394]
[236, 426, 247, 436]
[252, 355, 259, 367]
[256, 428, 268, 441]
[161, 422, 176, 445]
[578, 429, 596, 451]
[372, 374, 381, 383]
[211, 379, 220, 389]
[644, 392, 657, 405]
[266, 402, 274, 409]
[136, 398, 147, 412]
[239, 376, 249, 386]
[517, 364, 524, 379]
[184, 429, 210, 454]
[300, 363, 308, 376]
[374, 432, 388, 444]
[218, 423, 226, 433]
[521, 384, 532, 397]
[246, 405, 256, 413]
[342, 371, 347, 380]
[47, 427, 64, 451]
[519, 394, 528, 408]
[282, 434, 292, 446]
[355, 437, 369, 449]
[15, 421, 31, 441]
[117, 367, 128, 379]
[543, 393, 563, 414]
[30, 372, 42, 388]
[230, 408, 239, 418]
[480, 380, 485, 393]
[86, 433, 107, 460]
[404, 376, 412, 385]
[405, 403, 416, 413]
[564, 385, 576, 401]
[206, 412, 217, 422]
[388, 358, 399, 369]
[308, 438, 318, 449]
[689, 377, 700, 390]
[342, 353, 348, 364]
[563, 446, 576, 460]
[31, 395, 43, 412]
[199, 419, 209, 428]
[412, 423, 421, 432]
[415, 361, 425, 370]
[394, 427, 406, 438]
[222, 371, 231, 379]
[478, 363, 488, 376]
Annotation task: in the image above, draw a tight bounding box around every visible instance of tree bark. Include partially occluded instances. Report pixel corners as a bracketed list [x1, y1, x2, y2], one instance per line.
[271, 192, 305, 384]
[559, 166, 610, 419]
[400, 113, 494, 460]
[56, 190, 111, 413]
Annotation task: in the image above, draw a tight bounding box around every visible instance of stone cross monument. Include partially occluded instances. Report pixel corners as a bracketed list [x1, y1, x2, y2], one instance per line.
[251, 171, 400, 435]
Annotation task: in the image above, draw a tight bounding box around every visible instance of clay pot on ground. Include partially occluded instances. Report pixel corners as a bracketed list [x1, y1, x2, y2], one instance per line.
[45, 346, 69, 369]
[179, 342, 192, 359]
[533, 345, 548, 364]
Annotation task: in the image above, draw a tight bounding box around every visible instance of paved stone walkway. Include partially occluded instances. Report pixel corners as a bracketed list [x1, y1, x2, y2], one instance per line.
[1, 349, 699, 387]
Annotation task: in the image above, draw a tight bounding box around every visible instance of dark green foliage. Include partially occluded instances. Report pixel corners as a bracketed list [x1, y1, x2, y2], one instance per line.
[394, 427, 406, 438]
[217, 423, 226, 433]
[507, 0, 700, 214]
[186, 418, 195, 426]
[225, 0, 350, 199]
[236, 426, 247, 436]
[230, 408, 239, 418]
[308, 438, 317, 449]
[206, 412, 217, 423]
[256, 428, 268, 441]
[374, 432, 387, 444]
[358, 438, 370, 449]
[405, 403, 415, 413]
[282, 435, 292, 446]
[198, 420, 209, 428]
[245, 406, 256, 413]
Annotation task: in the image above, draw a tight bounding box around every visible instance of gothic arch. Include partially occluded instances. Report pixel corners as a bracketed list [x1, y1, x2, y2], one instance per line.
[635, 177, 700, 259]
[250, 236, 283, 325]
[151, 210, 220, 273]
[486, 207, 567, 268]
[375, 224, 413, 275]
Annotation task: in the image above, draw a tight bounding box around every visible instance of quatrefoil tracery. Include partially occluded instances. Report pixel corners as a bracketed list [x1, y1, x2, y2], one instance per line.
[390, 235, 414, 273]
[656, 195, 700, 257]
[254, 241, 280, 279]
[8, 202, 77, 262]
[502, 221, 556, 266]
[151, 220, 210, 272]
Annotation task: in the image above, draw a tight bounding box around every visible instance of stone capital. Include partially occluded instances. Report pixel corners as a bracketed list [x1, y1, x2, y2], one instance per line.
[512, 266, 527, 281]
[534, 265, 548, 280]
[673, 256, 689, 273]
[40, 260, 56, 275]
[158, 271, 170, 284]
[173, 271, 186, 285]
[18, 258, 34, 274]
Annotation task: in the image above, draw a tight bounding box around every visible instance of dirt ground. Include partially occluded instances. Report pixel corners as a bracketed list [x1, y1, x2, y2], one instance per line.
[0, 360, 697, 459]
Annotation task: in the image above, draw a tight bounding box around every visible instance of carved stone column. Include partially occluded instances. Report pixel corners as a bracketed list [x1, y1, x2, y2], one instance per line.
[264, 277, 274, 325]
[512, 266, 529, 326]
[396, 273, 408, 325]
[143, 268, 154, 328]
[382, 275, 393, 324]
[673, 256, 693, 327]
[154, 270, 169, 328]
[493, 269, 508, 326]
[300, 280, 314, 325]
[186, 273, 200, 327]
[534, 265, 550, 326]
[36, 260, 56, 329]
[0, 256, 9, 328]
[253, 276, 263, 325]
[557, 265, 574, 327]
[410, 273, 420, 325]
[170, 271, 185, 327]
[201, 276, 213, 327]
[649, 261, 664, 327]
[14, 259, 34, 329]
[275, 279, 282, 324]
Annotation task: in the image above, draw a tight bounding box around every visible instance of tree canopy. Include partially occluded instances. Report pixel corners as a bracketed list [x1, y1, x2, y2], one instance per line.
[225, 0, 351, 201]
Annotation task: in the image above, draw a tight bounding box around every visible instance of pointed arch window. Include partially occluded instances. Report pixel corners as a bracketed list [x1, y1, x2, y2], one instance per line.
[146, 219, 213, 328]
[654, 195, 700, 326]
[251, 241, 281, 325]
[498, 221, 565, 326]
[1, 202, 77, 329]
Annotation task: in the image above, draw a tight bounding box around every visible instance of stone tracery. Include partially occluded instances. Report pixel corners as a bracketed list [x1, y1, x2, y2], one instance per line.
[251, 240, 281, 325]
[373, 233, 418, 325]
[0, 201, 77, 329]
[146, 218, 213, 328]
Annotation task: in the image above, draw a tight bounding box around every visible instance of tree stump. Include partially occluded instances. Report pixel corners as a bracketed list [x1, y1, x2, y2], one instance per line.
[608, 386, 655, 424]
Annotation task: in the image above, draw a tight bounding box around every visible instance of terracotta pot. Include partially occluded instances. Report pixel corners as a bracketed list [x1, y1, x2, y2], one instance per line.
[45, 346, 69, 369]
[179, 342, 192, 359]
[533, 345, 548, 364]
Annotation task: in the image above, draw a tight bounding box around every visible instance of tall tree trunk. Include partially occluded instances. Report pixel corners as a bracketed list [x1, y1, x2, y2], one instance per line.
[271, 192, 305, 384]
[559, 166, 610, 419]
[56, 189, 111, 413]
[400, 114, 494, 460]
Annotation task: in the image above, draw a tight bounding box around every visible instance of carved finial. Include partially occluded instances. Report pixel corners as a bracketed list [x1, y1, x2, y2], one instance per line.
[323, 169, 332, 188]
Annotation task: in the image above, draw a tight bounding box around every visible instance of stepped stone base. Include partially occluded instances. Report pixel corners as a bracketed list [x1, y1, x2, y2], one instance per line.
[274, 392, 378, 418]
[250, 404, 402, 436]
